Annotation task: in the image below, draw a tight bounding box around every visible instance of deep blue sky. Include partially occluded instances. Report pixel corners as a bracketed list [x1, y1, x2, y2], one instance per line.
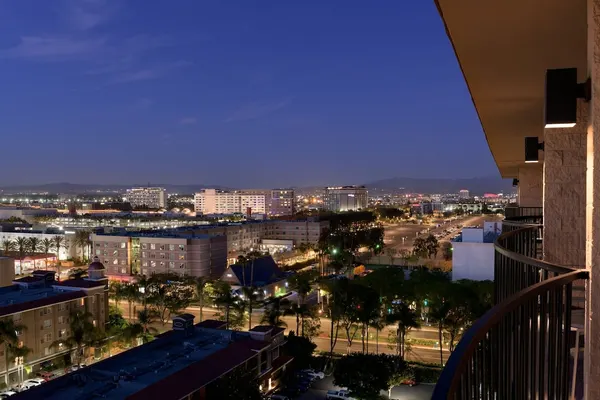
[0, 0, 496, 187]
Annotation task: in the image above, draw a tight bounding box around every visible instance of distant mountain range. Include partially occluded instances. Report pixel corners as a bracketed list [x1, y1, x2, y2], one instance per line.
[0, 176, 513, 195]
[364, 176, 513, 194]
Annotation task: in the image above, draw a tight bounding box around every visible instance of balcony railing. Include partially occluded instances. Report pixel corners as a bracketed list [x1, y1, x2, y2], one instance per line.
[504, 206, 543, 219]
[432, 216, 588, 399]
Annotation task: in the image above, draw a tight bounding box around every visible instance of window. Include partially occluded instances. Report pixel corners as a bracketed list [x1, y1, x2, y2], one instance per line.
[93, 320, 97, 327]
[150, 261, 156, 267]
[141, 251, 147, 258]
[160, 253, 166, 259]
[179, 244, 185, 251]
[169, 261, 175, 268]
[13, 313, 22, 323]
[43, 319, 52, 328]
[41, 333, 52, 344]
[58, 303, 67, 312]
[121, 259, 127, 265]
[96, 249, 101, 256]
[159, 245, 165, 250]
[58, 329, 67, 338]
[150, 243, 156, 250]
[179, 254, 185, 260]
[112, 250, 118, 256]
[120, 242, 126, 249]
[159, 261, 165, 267]
[58, 316, 68, 324]
[15, 329, 22, 337]
[40, 307, 52, 316]
[141, 243, 147, 250]
[120, 268, 127, 274]
[169, 244, 175, 251]
[142, 261, 148, 267]
[113, 259, 118, 265]
[44, 347, 53, 356]
[79, 299, 85, 307]
[179, 263, 185, 269]
[142, 268, 148, 275]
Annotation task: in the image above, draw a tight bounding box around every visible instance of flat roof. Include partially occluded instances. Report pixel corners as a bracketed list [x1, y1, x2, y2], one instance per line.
[19, 326, 269, 400]
[0, 285, 86, 317]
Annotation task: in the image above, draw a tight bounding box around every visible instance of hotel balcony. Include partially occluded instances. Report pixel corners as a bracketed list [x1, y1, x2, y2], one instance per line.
[433, 0, 600, 398]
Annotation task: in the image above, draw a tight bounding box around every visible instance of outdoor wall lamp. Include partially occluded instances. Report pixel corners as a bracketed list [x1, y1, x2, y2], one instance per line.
[512, 179, 519, 187]
[525, 137, 544, 163]
[545, 68, 591, 128]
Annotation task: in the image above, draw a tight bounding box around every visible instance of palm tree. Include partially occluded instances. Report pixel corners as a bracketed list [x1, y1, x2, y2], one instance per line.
[73, 231, 91, 263]
[15, 237, 28, 275]
[52, 235, 68, 267]
[124, 284, 140, 322]
[0, 240, 15, 256]
[387, 302, 421, 361]
[26, 237, 41, 270]
[136, 309, 159, 343]
[40, 238, 54, 270]
[212, 281, 238, 330]
[109, 281, 125, 310]
[260, 298, 287, 328]
[241, 287, 262, 330]
[52, 310, 99, 367]
[189, 276, 214, 323]
[284, 302, 313, 337]
[0, 319, 28, 386]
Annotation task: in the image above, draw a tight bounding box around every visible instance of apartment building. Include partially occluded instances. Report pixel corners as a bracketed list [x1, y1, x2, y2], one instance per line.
[265, 220, 329, 246]
[194, 189, 279, 215]
[20, 316, 292, 400]
[269, 189, 295, 216]
[125, 187, 167, 209]
[240, 193, 267, 214]
[91, 232, 227, 280]
[0, 267, 108, 386]
[323, 186, 368, 211]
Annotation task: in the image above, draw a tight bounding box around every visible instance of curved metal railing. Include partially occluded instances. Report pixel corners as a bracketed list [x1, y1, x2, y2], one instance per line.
[432, 225, 588, 399]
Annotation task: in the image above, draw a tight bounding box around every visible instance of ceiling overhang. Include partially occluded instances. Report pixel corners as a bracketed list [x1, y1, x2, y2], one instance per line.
[434, 0, 587, 178]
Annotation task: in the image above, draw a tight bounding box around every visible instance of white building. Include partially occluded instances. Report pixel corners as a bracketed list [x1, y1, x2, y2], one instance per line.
[451, 221, 502, 281]
[194, 189, 268, 215]
[126, 187, 167, 209]
[459, 189, 470, 199]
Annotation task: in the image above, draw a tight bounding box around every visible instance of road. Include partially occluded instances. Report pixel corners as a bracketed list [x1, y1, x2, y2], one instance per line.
[119, 304, 448, 364]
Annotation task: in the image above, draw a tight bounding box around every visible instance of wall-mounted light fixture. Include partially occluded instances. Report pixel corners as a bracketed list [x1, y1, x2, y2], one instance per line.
[545, 68, 591, 128]
[525, 137, 544, 163]
[512, 179, 519, 187]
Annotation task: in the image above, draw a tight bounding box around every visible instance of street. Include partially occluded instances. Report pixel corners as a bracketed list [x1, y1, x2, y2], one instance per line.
[119, 304, 449, 364]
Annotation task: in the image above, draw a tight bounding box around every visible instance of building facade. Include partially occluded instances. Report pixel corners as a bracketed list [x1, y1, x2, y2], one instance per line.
[458, 189, 470, 199]
[0, 267, 108, 386]
[194, 189, 271, 215]
[269, 189, 295, 216]
[323, 186, 368, 212]
[125, 187, 167, 209]
[91, 233, 227, 279]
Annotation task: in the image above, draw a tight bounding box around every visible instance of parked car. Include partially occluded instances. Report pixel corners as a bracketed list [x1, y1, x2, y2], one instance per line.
[401, 377, 418, 387]
[326, 389, 356, 400]
[36, 371, 56, 382]
[299, 368, 325, 380]
[268, 394, 290, 400]
[0, 391, 16, 398]
[19, 378, 44, 391]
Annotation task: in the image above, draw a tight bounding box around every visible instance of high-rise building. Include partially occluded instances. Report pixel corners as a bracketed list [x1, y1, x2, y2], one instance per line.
[459, 189, 470, 199]
[194, 189, 271, 215]
[269, 189, 295, 216]
[323, 186, 368, 212]
[126, 187, 167, 209]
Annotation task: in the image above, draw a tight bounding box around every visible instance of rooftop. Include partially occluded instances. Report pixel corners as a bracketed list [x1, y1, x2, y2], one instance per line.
[18, 324, 272, 400]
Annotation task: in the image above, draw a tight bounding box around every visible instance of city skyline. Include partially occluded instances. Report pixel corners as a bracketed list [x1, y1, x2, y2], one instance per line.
[0, 1, 496, 187]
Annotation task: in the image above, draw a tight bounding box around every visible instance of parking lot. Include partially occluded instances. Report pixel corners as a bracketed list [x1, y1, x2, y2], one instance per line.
[291, 375, 434, 400]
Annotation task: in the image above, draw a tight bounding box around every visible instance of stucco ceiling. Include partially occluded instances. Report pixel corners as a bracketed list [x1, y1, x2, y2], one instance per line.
[435, 0, 588, 178]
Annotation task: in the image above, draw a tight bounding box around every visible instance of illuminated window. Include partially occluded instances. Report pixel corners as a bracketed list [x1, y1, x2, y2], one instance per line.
[169, 244, 175, 251]
[120, 243, 126, 249]
[179, 254, 185, 260]
[113, 259, 118, 265]
[150, 244, 156, 250]
[169, 262, 175, 268]
[150, 261, 156, 267]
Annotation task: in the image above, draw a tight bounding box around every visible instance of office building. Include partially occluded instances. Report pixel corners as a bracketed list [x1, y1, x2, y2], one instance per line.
[91, 232, 227, 280]
[125, 188, 167, 209]
[269, 189, 295, 216]
[323, 186, 368, 212]
[432, 2, 599, 399]
[458, 189, 470, 199]
[20, 316, 292, 400]
[451, 222, 502, 281]
[0, 264, 108, 386]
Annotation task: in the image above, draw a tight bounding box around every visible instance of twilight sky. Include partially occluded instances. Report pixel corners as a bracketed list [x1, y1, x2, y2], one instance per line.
[0, 0, 497, 188]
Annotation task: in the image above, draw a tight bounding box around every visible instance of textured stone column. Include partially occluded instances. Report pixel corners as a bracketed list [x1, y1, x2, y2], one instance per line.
[586, 1, 600, 397]
[517, 165, 543, 207]
[543, 102, 587, 267]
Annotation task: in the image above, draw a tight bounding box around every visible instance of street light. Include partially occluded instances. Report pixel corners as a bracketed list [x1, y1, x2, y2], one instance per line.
[332, 248, 338, 255]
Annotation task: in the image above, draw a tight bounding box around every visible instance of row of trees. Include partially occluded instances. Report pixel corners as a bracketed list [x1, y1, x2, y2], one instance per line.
[412, 234, 440, 259]
[320, 267, 493, 364]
